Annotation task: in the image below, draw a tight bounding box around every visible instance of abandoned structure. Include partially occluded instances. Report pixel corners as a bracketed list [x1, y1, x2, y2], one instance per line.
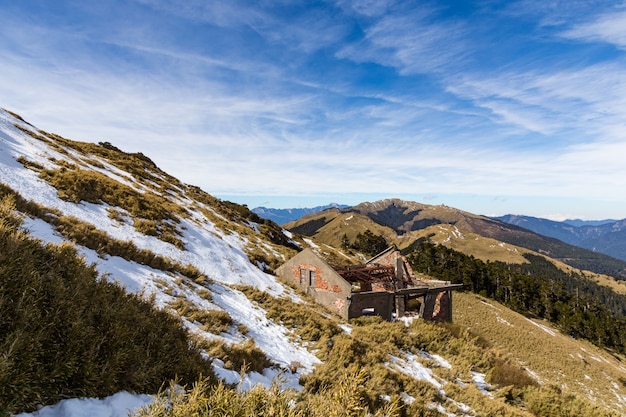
[275, 246, 463, 321]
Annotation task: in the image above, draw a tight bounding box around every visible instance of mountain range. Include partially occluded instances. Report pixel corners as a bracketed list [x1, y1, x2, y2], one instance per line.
[3, 108, 626, 416]
[252, 203, 349, 225]
[495, 214, 626, 262]
[257, 202, 626, 273]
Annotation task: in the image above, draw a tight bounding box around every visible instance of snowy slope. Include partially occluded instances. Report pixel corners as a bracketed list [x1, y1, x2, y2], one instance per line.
[0, 109, 319, 389]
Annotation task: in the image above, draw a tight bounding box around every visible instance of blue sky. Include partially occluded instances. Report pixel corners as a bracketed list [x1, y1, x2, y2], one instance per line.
[1, 0, 625, 220]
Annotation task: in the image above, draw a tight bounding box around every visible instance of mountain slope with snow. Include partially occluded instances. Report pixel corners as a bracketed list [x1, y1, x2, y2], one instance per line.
[2, 108, 626, 417]
[0, 108, 319, 387]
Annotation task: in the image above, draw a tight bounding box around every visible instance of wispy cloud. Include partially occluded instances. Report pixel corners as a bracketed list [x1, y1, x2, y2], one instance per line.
[561, 9, 626, 49]
[337, 4, 470, 75]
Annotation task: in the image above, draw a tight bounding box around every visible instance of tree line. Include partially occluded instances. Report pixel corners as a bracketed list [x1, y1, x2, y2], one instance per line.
[404, 241, 626, 354]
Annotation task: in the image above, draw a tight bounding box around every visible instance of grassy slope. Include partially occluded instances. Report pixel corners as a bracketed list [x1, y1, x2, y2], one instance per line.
[287, 209, 535, 264]
[0, 197, 214, 415]
[454, 292, 626, 414]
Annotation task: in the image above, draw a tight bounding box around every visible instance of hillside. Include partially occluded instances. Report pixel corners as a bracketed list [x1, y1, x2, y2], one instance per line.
[496, 214, 626, 262]
[286, 198, 626, 278]
[2, 108, 626, 416]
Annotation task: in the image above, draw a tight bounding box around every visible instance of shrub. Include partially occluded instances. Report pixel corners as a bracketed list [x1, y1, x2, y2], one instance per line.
[195, 309, 233, 334]
[169, 299, 233, 335]
[237, 286, 342, 354]
[133, 378, 300, 417]
[196, 339, 273, 374]
[16, 156, 44, 171]
[133, 370, 401, 417]
[0, 197, 214, 414]
[487, 359, 537, 390]
[523, 385, 618, 417]
[39, 166, 180, 224]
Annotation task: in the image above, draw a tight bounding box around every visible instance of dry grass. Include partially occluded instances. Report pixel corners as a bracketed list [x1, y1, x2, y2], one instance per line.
[0, 196, 213, 415]
[422, 224, 530, 264]
[453, 291, 626, 414]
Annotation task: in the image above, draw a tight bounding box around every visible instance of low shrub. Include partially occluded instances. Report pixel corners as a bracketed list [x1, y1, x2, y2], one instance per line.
[133, 370, 401, 417]
[16, 156, 44, 171]
[196, 339, 272, 374]
[237, 286, 342, 353]
[487, 359, 537, 390]
[0, 197, 214, 415]
[169, 298, 233, 335]
[523, 385, 617, 417]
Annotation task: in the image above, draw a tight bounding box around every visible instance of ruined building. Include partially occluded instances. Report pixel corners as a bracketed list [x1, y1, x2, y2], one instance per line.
[275, 246, 463, 321]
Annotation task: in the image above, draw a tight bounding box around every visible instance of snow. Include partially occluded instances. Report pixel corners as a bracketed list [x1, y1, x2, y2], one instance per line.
[496, 315, 513, 327]
[429, 353, 453, 369]
[525, 368, 543, 385]
[302, 238, 319, 249]
[338, 323, 353, 334]
[471, 371, 493, 397]
[15, 392, 153, 417]
[525, 318, 556, 336]
[387, 353, 444, 391]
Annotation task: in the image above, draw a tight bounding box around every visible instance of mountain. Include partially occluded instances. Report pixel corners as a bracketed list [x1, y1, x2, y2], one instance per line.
[496, 214, 626, 262]
[252, 203, 349, 224]
[564, 218, 617, 227]
[286, 198, 626, 278]
[3, 108, 626, 416]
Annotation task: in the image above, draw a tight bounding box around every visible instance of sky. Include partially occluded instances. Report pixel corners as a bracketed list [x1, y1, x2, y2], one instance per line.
[1, 0, 625, 220]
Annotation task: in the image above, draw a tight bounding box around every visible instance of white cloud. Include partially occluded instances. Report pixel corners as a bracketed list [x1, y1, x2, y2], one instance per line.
[561, 9, 626, 49]
[446, 60, 626, 140]
[336, 5, 470, 75]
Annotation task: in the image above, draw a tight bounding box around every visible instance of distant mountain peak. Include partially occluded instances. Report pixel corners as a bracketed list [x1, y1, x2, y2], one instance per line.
[252, 203, 349, 225]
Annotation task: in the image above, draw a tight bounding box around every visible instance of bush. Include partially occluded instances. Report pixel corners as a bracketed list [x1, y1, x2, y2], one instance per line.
[487, 359, 537, 390]
[237, 286, 342, 353]
[196, 339, 273, 374]
[0, 197, 214, 414]
[523, 385, 617, 417]
[169, 298, 233, 334]
[133, 370, 401, 417]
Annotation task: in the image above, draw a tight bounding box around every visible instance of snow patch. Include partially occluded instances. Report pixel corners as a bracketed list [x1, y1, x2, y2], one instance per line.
[15, 392, 153, 417]
[525, 318, 556, 336]
[471, 371, 493, 397]
[387, 353, 444, 392]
